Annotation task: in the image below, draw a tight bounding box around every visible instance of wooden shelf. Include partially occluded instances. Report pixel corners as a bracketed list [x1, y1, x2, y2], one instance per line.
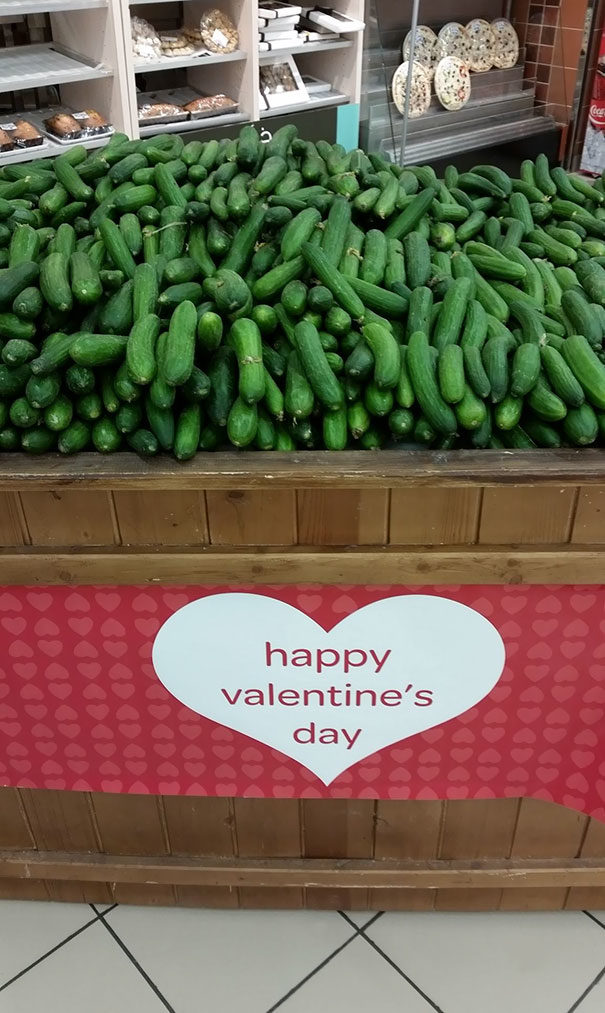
[133, 50, 246, 74]
[258, 39, 353, 64]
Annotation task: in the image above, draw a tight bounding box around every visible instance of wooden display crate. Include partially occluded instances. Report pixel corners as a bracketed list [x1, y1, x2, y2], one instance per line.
[0, 449, 604, 911]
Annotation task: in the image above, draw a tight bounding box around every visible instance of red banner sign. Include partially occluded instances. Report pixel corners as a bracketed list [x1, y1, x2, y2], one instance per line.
[0, 584, 604, 821]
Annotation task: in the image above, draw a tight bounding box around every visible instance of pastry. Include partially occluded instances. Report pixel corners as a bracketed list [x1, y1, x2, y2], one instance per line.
[72, 109, 109, 134]
[465, 18, 495, 73]
[45, 112, 81, 138]
[391, 60, 431, 118]
[402, 25, 437, 80]
[199, 8, 239, 53]
[491, 18, 519, 69]
[138, 102, 183, 121]
[0, 128, 14, 152]
[13, 119, 43, 147]
[435, 56, 471, 111]
[435, 23, 471, 64]
[183, 94, 237, 114]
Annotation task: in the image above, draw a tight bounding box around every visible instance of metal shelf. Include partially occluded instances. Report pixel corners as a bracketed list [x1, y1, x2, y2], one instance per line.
[0, 132, 108, 166]
[259, 39, 352, 64]
[260, 92, 349, 118]
[139, 110, 248, 136]
[0, 44, 111, 96]
[0, 0, 107, 12]
[134, 50, 246, 74]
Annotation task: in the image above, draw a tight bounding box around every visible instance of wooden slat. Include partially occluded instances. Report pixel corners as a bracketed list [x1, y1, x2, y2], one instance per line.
[3, 851, 605, 888]
[566, 818, 605, 910]
[0, 494, 26, 546]
[0, 450, 603, 491]
[303, 799, 374, 909]
[500, 799, 588, 910]
[389, 489, 481, 545]
[571, 486, 605, 543]
[113, 491, 208, 546]
[297, 490, 389, 545]
[19, 789, 109, 902]
[19, 491, 117, 546]
[92, 794, 174, 906]
[479, 487, 577, 544]
[2, 546, 603, 584]
[0, 789, 34, 850]
[234, 799, 302, 908]
[372, 800, 443, 910]
[434, 799, 519, 911]
[206, 491, 297, 546]
[163, 796, 238, 908]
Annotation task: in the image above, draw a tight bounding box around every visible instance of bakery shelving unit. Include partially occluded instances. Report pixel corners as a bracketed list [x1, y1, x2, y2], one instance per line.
[0, 0, 131, 163]
[122, 1, 365, 137]
[122, 0, 254, 137]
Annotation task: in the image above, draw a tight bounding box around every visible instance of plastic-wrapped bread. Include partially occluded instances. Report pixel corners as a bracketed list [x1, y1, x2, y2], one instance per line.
[199, 8, 239, 53]
[131, 15, 162, 61]
[13, 120, 43, 148]
[0, 128, 14, 152]
[402, 26, 437, 80]
[45, 112, 81, 139]
[491, 18, 519, 69]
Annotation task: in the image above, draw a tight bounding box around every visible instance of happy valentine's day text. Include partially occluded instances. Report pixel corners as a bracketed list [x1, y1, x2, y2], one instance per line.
[219, 642, 434, 751]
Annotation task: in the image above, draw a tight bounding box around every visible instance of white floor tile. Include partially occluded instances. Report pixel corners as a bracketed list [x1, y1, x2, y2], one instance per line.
[340, 911, 381, 928]
[278, 936, 434, 1012]
[575, 972, 605, 1011]
[106, 906, 355, 1013]
[0, 921, 166, 1012]
[0, 900, 96, 986]
[367, 911, 605, 1013]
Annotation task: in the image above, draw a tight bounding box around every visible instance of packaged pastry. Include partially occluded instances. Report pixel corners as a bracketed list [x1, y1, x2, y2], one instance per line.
[183, 94, 239, 117]
[71, 109, 111, 136]
[402, 25, 437, 80]
[435, 56, 472, 111]
[13, 119, 44, 147]
[131, 15, 162, 62]
[0, 127, 15, 153]
[491, 18, 519, 70]
[391, 61, 431, 118]
[199, 8, 239, 53]
[465, 19, 495, 73]
[44, 112, 82, 140]
[138, 101, 187, 125]
[160, 32, 196, 56]
[435, 23, 471, 64]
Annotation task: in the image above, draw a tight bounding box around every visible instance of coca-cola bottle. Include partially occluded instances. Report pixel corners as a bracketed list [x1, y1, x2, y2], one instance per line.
[590, 57, 605, 129]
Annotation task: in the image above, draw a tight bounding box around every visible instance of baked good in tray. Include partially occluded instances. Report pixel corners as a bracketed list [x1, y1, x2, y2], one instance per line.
[391, 60, 431, 118]
[44, 112, 82, 140]
[13, 119, 43, 147]
[138, 102, 184, 122]
[0, 128, 14, 153]
[73, 109, 110, 134]
[182, 94, 238, 115]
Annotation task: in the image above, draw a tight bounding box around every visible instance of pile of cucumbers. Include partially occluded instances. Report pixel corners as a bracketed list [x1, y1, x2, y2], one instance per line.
[1, 124, 605, 457]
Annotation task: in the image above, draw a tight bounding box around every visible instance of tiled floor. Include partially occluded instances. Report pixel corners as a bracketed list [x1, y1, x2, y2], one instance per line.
[0, 902, 604, 1012]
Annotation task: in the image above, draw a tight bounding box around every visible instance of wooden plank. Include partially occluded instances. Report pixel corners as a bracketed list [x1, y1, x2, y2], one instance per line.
[19, 789, 109, 903]
[434, 799, 519, 911]
[2, 852, 605, 888]
[163, 796, 238, 908]
[0, 450, 603, 491]
[19, 491, 117, 546]
[372, 801, 443, 910]
[91, 793, 174, 906]
[113, 491, 208, 546]
[0, 879, 49, 901]
[0, 789, 34, 850]
[500, 799, 588, 910]
[297, 490, 389, 545]
[479, 487, 577, 544]
[566, 819, 605, 910]
[303, 799, 374, 909]
[571, 486, 605, 544]
[0, 494, 26, 546]
[2, 547, 603, 585]
[206, 491, 297, 546]
[390, 489, 481, 545]
[234, 799, 302, 908]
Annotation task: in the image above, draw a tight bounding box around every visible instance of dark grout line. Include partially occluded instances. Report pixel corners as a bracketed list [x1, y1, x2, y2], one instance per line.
[265, 916, 363, 1013]
[0, 912, 102, 994]
[90, 902, 118, 918]
[95, 909, 177, 1013]
[338, 910, 385, 932]
[355, 925, 446, 1013]
[566, 962, 605, 1013]
[584, 910, 605, 931]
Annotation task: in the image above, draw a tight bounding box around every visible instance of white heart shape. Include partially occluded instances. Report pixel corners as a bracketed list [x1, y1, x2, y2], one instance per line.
[152, 593, 505, 784]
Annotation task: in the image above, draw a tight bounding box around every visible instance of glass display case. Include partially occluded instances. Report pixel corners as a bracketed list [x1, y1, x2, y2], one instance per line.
[360, 0, 595, 169]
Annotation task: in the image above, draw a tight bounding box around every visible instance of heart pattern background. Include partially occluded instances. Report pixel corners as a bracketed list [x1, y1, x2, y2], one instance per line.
[0, 584, 604, 821]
